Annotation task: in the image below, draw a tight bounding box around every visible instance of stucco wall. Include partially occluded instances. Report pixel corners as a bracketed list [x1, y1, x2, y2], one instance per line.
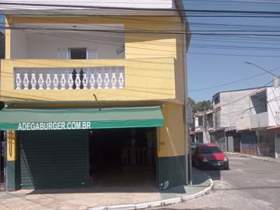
[158, 102, 186, 157]
[217, 89, 261, 130]
[3, 16, 186, 103]
[11, 29, 124, 59]
[267, 87, 280, 127]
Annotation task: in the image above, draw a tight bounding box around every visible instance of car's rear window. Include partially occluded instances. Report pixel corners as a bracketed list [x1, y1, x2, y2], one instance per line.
[199, 146, 222, 154]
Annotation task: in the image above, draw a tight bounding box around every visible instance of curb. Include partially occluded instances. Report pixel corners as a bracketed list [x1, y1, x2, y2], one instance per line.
[88, 178, 214, 210]
[227, 152, 280, 164]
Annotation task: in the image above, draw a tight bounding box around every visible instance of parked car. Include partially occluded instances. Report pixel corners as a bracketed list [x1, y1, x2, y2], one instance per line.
[191, 142, 198, 155]
[192, 144, 229, 170]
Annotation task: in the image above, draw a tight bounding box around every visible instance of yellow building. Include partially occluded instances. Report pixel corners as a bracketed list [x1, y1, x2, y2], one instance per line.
[0, 0, 190, 191]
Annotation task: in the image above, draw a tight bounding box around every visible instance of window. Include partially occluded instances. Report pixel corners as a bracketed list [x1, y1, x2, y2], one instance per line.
[199, 146, 222, 154]
[69, 48, 87, 59]
[213, 94, 220, 104]
[198, 116, 203, 126]
[251, 91, 267, 114]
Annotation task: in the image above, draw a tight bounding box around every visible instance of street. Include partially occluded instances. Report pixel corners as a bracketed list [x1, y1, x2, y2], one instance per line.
[155, 154, 280, 210]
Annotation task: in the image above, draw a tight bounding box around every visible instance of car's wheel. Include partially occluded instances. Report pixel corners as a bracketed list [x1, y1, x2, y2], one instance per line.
[195, 160, 201, 169]
[224, 161, 229, 170]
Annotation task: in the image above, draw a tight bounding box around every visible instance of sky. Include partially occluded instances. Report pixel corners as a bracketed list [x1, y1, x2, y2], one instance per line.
[184, 0, 280, 101]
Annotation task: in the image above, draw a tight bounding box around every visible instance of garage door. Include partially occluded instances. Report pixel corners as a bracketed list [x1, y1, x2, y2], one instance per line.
[18, 130, 89, 189]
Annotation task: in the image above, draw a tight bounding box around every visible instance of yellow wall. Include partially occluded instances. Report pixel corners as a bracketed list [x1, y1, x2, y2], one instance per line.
[0, 58, 175, 101]
[2, 16, 186, 104]
[4, 17, 11, 59]
[158, 102, 186, 157]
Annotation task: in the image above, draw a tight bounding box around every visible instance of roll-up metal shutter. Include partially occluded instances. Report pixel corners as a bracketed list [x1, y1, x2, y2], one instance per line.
[18, 130, 89, 189]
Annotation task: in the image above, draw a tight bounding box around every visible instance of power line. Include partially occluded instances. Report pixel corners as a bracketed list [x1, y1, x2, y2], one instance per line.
[190, 67, 280, 92]
[1, 25, 280, 37]
[1, 1, 280, 14]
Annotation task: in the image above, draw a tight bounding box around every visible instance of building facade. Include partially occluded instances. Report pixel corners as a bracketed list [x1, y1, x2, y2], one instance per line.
[191, 110, 214, 144]
[212, 86, 280, 158]
[0, 0, 190, 191]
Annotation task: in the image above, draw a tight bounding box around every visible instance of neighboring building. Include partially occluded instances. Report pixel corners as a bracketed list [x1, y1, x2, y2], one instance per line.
[212, 85, 280, 158]
[191, 110, 214, 144]
[0, 0, 190, 191]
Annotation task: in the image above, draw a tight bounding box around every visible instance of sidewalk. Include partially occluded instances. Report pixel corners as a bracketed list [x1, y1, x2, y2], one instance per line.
[226, 152, 280, 163]
[0, 168, 213, 210]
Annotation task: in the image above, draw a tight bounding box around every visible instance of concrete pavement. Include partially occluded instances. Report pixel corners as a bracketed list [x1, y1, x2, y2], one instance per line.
[153, 153, 280, 210]
[0, 168, 212, 210]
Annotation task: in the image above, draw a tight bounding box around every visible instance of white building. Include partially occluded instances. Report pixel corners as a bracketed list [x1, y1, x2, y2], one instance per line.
[191, 110, 214, 144]
[212, 85, 280, 158]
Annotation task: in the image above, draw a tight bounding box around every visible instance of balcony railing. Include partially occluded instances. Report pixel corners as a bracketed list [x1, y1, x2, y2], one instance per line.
[0, 58, 175, 102]
[14, 67, 125, 90]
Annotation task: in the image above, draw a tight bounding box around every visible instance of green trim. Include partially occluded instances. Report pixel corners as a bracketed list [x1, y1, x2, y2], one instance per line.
[6, 160, 19, 191]
[157, 156, 186, 190]
[0, 106, 164, 130]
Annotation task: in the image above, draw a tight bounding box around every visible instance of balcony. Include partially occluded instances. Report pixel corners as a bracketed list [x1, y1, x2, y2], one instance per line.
[15, 66, 125, 90]
[0, 58, 175, 102]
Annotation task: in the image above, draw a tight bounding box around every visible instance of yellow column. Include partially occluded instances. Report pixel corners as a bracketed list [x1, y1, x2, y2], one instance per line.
[5, 17, 11, 59]
[6, 130, 18, 191]
[7, 130, 16, 161]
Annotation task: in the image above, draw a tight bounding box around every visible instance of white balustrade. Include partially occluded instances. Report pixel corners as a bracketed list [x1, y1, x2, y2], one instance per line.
[82, 73, 88, 89]
[89, 73, 95, 90]
[53, 74, 59, 90]
[75, 75, 81, 90]
[60, 74, 66, 90]
[23, 73, 29, 90]
[97, 73, 103, 89]
[38, 73, 44, 90]
[111, 73, 117, 89]
[15, 73, 21, 90]
[118, 72, 124, 89]
[14, 67, 125, 90]
[67, 74, 74, 89]
[31, 73, 37, 90]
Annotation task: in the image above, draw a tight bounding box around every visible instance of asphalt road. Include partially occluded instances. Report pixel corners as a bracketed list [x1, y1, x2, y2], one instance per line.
[155, 154, 280, 210]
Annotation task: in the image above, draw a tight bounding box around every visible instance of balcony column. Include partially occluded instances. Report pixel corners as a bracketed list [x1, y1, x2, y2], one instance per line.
[5, 17, 11, 59]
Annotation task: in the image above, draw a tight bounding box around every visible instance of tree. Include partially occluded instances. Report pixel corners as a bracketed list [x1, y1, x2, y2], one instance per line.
[193, 100, 212, 112]
[188, 98, 212, 113]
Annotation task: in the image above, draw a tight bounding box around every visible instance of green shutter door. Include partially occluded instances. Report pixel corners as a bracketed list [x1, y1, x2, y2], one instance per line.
[18, 130, 89, 189]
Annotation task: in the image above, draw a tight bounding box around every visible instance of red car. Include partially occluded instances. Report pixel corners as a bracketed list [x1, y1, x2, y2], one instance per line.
[192, 144, 229, 170]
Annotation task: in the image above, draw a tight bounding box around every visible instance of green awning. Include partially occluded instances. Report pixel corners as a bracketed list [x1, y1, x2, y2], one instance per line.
[0, 106, 164, 131]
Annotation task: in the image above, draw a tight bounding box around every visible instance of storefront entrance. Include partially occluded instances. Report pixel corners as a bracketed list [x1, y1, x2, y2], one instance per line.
[0, 106, 164, 191]
[89, 128, 157, 187]
[17, 128, 157, 190]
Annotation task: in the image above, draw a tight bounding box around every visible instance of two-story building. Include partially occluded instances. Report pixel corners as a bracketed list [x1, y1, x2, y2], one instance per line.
[212, 85, 280, 158]
[0, 0, 190, 191]
[191, 110, 214, 144]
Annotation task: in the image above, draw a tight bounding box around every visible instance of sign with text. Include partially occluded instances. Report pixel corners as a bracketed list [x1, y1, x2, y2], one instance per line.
[17, 121, 92, 131]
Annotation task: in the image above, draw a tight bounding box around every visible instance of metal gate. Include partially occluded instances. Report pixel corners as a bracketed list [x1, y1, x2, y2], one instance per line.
[240, 131, 257, 155]
[275, 133, 280, 159]
[18, 130, 90, 189]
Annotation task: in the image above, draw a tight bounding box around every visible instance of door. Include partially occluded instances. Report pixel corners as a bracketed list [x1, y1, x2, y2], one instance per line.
[275, 133, 280, 158]
[18, 130, 90, 189]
